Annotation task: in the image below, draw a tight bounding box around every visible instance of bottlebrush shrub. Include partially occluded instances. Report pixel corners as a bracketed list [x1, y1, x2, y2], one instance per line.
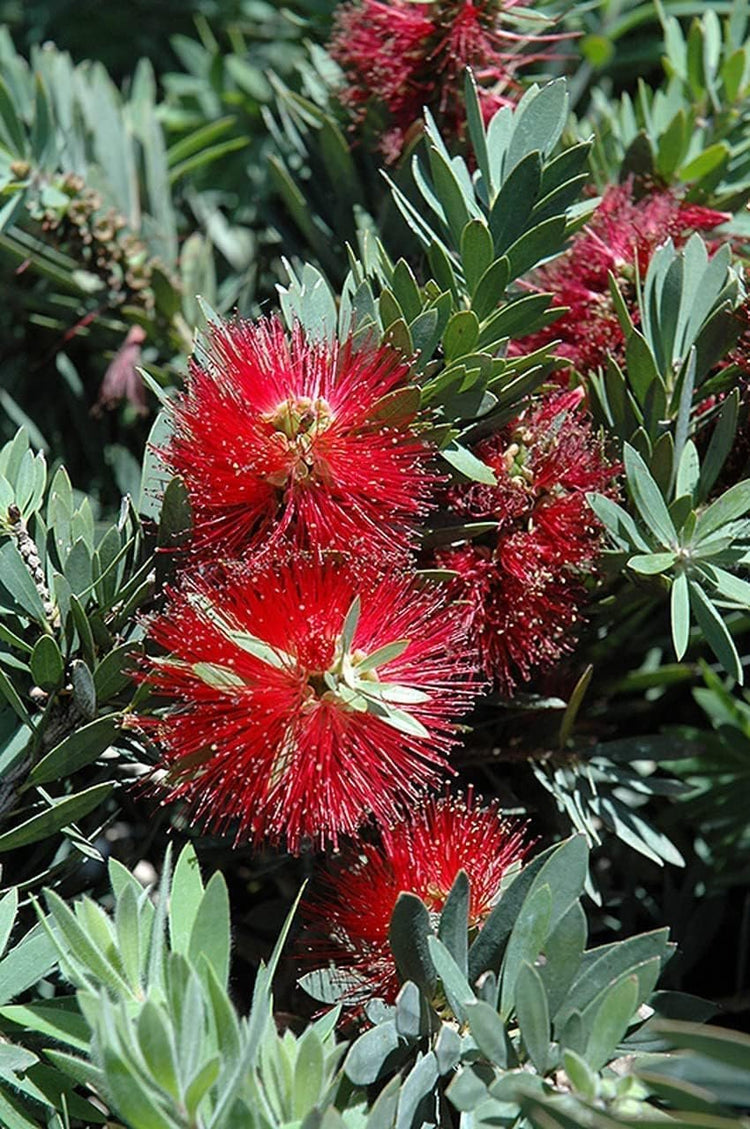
[435, 389, 617, 693]
[164, 316, 436, 560]
[511, 180, 730, 378]
[2, 841, 750, 1129]
[329, 0, 563, 162]
[137, 553, 482, 850]
[301, 790, 528, 1008]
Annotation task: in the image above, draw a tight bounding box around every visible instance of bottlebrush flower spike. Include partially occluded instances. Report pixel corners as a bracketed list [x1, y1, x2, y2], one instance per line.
[512, 181, 730, 375]
[164, 316, 435, 560]
[436, 389, 617, 694]
[303, 789, 528, 1004]
[329, 0, 564, 162]
[137, 554, 481, 851]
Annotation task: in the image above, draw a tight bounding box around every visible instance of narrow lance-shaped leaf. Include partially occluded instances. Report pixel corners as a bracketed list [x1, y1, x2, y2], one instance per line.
[671, 571, 691, 660]
[624, 444, 677, 547]
[690, 581, 743, 683]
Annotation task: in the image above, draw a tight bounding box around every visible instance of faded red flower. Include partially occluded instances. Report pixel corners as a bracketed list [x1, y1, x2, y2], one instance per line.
[512, 182, 730, 374]
[329, 0, 562, 162]
[164, 316, 435, 560]
[436, 388, 616, 694]
[138, 554, 481, 851]
[303, 789, 528, 1004]
[92, 325, 148, 417]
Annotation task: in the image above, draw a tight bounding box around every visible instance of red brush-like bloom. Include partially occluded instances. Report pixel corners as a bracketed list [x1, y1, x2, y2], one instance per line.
[164, 317, 435, 560]
[329, 0, 563, 162]
[304, 790, 528, 1003]
[436, 389, 616, 694]
[303, 789, 527, 1004]
[512, 182, 730, 375]
[137, 554, 481, 852]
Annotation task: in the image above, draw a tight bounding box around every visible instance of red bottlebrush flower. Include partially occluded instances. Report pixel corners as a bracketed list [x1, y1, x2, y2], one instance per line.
[512, 181, 730, 375]
[138, 554, 481, 852]
[436, 389, 617, 694]
[303, 789, 528, 1005]
[164, 316, 435, 560]
[329, 0, 563, 162]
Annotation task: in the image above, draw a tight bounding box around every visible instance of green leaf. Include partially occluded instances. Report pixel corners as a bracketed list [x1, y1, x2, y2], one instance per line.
[587, 493, 651, 552]
[0, 542, 48, 623]
[585, 973, 639, 1070]
[64, 539, 92, 597]
[94, 643, 138, 703]
[0, 783, 112, 852]
[397, 1051, 439, 1129]
[427, 145, 473, 246]
[440, 441, 496, 484]
[0, 667, 33, 728]
[558, 929, 671, 1028]
[389, 893, 435, 991]
[138, 409, 173, 521]
[442, 310, 480, 360]
[101, 1043, 179, 1129]
[507, 80, 568, 167]
[70, 657, 96, 718]
[115, 884, 141, 993]
[0, 78, 25, 155]
[189, 872, 231, 989]
[624, 444, 677, 547]
[438, 871, 469, 974]
[355, 640, 410, 673]
[515, 961, 550, 1074]
[368, 385, 420, 425]
[628, 553, 676, 575]
[345, 1022, 402, 1087]
[468, 841, 563, 983]
[137, 1001, 179, 1100]
[699, 563, 750, 607]
[460, 220, 494, 292]
[29, 715, 121, 786]
[489, 151, 541, 255]
[0, 999, 90, 1052]
[537, 902, 587, 1019]
[563, 1048, 597, 1099]
[500, 836, 588, 1018]
[391, 260, 422, 322]
[464, 999, 508, 1066]
[625, 331, 661, 409]
[679, 141, 729, 183]
[298, 966, 365, 1006]
[69, 595, 95, 670]
[169, 844, 204, 955]
[157, 475, 193, 553]
[341, 596, 361, 654]
[676, 439, 700, 501]
[471, 257, 510, 319]
[29, 635, 64, 691]
[648, 1020, 750, 1071]
[695, 480, 750, 541]
[0, 890, 17, 960]
[447, 1063, 489, 1112]
[671, 571, 691, 660]
[191, 662, 245, 690]
[0, 922, 58, 1008]
[43, 894, 130, 1001]
[505, 214, 567, 280]
[499, 883, 552, 1020]
[698, 388, 739, 500]
[690, 581, 743, 682]
[428, 935, 475, 1022]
